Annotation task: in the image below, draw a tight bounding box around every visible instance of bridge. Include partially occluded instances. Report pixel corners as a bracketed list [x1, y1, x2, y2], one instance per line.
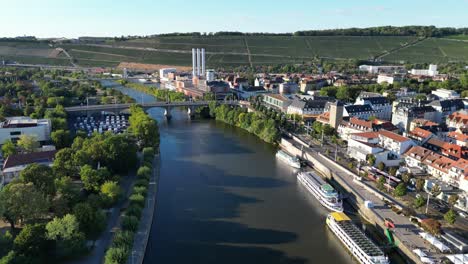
[64, 100, 241, 117]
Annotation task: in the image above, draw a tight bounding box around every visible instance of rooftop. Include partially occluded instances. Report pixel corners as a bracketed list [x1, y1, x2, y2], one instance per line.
[378, 130, 411, 143]
[3, 150, 57, 170]
[409, 127, 433, 139]
[0, 117, 49, 129]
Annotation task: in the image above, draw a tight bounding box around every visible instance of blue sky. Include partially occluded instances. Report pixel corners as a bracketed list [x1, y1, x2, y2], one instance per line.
[1, 0, 467, 38]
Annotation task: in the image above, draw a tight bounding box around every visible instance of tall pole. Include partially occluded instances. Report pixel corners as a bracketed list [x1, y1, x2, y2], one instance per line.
[425, 193, 431, 214]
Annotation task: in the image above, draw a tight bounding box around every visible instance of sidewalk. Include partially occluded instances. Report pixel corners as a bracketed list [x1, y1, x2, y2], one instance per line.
[127, 154, 160, 264]
[70, 165, 137, 264]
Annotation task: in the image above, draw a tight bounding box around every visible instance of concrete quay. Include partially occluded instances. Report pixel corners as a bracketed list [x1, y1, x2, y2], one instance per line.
[281, 138, 445, 264]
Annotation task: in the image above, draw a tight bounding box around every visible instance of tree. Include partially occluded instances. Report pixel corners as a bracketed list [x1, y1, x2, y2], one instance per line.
[13, 224, 49, 261]
[73, 203, 106, 240]
[394, 183, 407, 197]
[100, 181, 122, 206]
[421, 219, 441, 235]
[402, 173, 412, 184]
[53, 148, 79, 178]
[414, 196, 426, 208]
[46, 214, 86, 258]
[366, 154, 376, 166]
[431, 184, 441, 196]
[336, 86, 350, 101]
[80, 165, 101, 193]
[415, 178, 425, 192]
[17, 135, 39, 153]
[377, 162, 385, 171]
[389, 167, 397, 176]
[377, 176, 386, 190]
[19, 164, 56, 197]
[51, 129, 72, 149]
[448, 194, 459, 208]
[1, 140, 16, 159]
[128, 105, 160, 148]
[0, 182, 48, 229]
[444, 209, 457, 225]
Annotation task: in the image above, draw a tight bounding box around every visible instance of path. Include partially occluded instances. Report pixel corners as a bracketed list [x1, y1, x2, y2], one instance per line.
[243, 37, 253, 67]
[70, 165, 137, 264]
[127, 154, 160, 264]
[376, 37, 428, 61]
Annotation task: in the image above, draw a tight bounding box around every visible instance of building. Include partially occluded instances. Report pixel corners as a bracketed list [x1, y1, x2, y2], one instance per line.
[159, 68, 177, 82]
[409, 118, 439, 132]
[206, 69, 216, 82]
[234, 86, 268, 100]
[329, 101, 344, 129]
[347, 132, 384, 164]
[2, 150, 56, 185]
[407, 127, 434, 145]
[447, 131, 468, 147]
[431, 89, 460, 100]
[358, 65, 405, 74]
[279, 82, 299, 94]
[378, 130, 415, 158]
[410, 64, 439, 77]
[391, 105, 437, 132]
[447, 111, 468, 131]
[287, 98, 328, 116]
[377, 74, 402, 84]
[344, 104, 380, 120]
[192, 48, 206, 77]
[355, 96, 392, 120]
[263, 94, 292, 112]
[427, 99, 465, 123]
[0, 117, 51, 145]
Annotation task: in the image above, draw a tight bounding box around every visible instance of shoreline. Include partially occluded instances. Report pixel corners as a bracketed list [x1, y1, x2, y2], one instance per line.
[127, 153, 161, 264]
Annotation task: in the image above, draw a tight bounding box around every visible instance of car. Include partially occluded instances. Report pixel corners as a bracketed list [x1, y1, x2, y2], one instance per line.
[459, 212, 467, 218]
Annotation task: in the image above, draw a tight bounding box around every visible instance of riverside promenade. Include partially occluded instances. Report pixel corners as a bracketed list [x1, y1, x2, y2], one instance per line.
[127, 154, 160, 264]
[281, 137, 444, 264]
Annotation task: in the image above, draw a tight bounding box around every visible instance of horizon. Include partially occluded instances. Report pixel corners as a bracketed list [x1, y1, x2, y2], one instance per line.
[1, 0, 467, 38]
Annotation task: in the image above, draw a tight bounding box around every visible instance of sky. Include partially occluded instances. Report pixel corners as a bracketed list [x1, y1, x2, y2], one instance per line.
[1, 0, 467, 38]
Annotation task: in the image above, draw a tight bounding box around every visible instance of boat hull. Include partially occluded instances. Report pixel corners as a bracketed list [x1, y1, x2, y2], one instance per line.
[298, 173, 343, 212]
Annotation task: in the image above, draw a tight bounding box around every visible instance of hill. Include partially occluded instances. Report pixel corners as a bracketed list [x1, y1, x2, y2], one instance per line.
[1, 35, 467, 68]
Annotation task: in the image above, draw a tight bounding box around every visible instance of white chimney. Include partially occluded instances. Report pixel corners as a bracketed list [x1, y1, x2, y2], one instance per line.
[196, 49, 201, 76]
[192, 48, 196, 76]
[201, 48, 205, 76]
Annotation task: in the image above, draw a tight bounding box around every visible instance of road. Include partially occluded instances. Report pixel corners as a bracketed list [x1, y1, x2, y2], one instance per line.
[285, 138, 446, 262]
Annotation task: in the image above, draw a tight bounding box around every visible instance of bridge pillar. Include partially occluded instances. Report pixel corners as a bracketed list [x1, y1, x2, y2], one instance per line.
[187, 106, 196, 118]
[164, 107, 172, 120]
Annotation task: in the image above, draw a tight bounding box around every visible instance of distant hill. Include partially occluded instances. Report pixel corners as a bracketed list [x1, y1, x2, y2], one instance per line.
[1, 28, 467, 68]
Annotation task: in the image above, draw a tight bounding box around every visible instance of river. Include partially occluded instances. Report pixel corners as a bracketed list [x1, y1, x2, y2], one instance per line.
[109, 82, 358, 264]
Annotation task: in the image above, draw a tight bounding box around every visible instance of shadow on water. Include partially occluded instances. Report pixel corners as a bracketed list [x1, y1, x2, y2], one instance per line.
[145, 157, 306, 264]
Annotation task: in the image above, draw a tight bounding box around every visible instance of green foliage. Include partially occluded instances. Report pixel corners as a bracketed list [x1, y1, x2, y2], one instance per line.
[448, 194, 459, 207]
[444, 209, 457, 225]
[1, 140, 16, 159]
[129, 105, 160, 149]
[0, 231, 13, 257]
[129, 193, 145, 208]
[126, 204, 143, 219]
[104, 246, 129, 264]
[137, 166, 151, 180]
[17, 135, 39, 153]
[132, 186, 148, 197]
[415, 178, 425, 192]
[388, 167, 397, 176]
[414, 196, 426, 208]
[367, 154, 376, 166]
[53, 148, 79, 178]
[46, 214, 86, 259]
[80, 165, 103, 193]
[394, 183, 407, 197]
[0, 182, 48, 229]
[51, 129, 72, 149]
[142, 147, 155, 158]
[73, 203, 106, 240]
[100, 181, 122, 206]
[377, 176, 386, 191]
[20, 164, 56, 197]
[377, 162, 385, 171]
[13, 224, 49, 261]
[121, 215, 139, 232]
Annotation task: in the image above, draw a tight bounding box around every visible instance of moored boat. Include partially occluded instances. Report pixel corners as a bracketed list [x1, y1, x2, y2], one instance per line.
[298, 171, 343, 212]
[276, 150, 301, 169]
[326, 212, 389, 264]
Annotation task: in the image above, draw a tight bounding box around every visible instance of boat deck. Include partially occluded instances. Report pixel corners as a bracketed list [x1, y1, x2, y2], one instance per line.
[337, 220, 384, 257]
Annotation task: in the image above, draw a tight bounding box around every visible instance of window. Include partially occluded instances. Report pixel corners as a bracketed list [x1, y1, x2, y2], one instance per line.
[10, 131, 21, 136]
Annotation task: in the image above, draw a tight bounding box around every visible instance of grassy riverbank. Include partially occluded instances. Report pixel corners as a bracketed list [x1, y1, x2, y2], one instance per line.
[118, 81, 185, 102]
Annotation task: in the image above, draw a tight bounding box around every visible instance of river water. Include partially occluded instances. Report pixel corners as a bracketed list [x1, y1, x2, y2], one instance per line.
[110, 83, 355, 264]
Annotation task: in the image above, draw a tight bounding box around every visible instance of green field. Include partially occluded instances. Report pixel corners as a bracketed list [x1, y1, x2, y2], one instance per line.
[445, 35, 468, 41]
[383, 38, 468, 63]
[1, 36, 467, 68]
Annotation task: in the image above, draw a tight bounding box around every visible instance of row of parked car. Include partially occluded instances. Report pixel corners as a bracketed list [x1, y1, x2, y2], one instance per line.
[74, 115, 129, 137]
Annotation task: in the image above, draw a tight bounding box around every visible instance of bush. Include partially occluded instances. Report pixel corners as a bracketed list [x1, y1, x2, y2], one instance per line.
[134, 179, 149, 188]
[100, 181, 122, 206]
[137, 166, 151, 180]
[394, 183, 407, 197]
[121, 215, 139, 232]
[421, 219, 441, 235]
[129, 193, 145, 208]
[126, 204, 143, 219]
[104, 246, 129, 264]
[143, 147, 155, 158]
[414, 196, 426, 208]
[143, 161, 153, 169]
[444, 209, 457, 225]
[132, 186, 148, 197]
[111, 231, 134, 249]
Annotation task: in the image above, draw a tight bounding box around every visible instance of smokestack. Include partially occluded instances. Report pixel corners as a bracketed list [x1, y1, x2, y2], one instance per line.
[201, 48, 205, 76]
[196, 49, 201, 76]
[192, 48, 196, 76]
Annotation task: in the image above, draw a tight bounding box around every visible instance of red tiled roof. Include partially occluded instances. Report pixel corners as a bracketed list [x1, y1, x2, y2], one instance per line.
[448, 131, 468, 142]
[441, 142, 467, 159]
[426, 138, 446, 148]
[404, 146, 432, 161]
[448, 112, 468, 125]
[378, 130, 411, 143]
[3, 150, 57, 170]
[349, 117, 373, 129]
[409, 127, 433, 139]
[352, 131, 380, 139]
